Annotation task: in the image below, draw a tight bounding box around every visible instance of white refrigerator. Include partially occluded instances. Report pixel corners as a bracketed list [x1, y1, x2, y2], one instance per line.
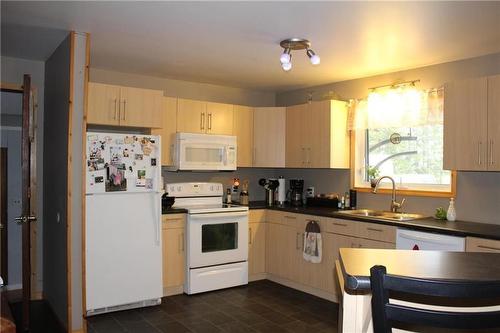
[85, 132, 162, 315]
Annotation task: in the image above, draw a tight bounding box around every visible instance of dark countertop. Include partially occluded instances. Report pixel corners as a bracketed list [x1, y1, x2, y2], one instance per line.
[162, 207, 188, 214]
[339, 248, 500, 292]
[246, 201, 500, 241]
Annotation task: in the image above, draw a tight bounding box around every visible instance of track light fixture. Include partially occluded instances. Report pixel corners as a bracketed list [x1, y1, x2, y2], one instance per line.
[279, 38, 320, 72]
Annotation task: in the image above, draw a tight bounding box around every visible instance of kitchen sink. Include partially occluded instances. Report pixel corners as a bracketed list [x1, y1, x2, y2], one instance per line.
[336, 209, 427, 222]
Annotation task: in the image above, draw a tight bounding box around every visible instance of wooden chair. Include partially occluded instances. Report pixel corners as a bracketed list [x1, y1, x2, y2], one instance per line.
[370, 265, 500, 333]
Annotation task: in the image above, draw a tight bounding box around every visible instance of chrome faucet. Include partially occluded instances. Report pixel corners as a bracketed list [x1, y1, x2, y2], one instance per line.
[371, 176, 406, 213]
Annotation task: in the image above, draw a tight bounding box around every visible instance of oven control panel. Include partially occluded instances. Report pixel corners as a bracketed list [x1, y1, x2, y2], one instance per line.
[167, 182, 224, 197]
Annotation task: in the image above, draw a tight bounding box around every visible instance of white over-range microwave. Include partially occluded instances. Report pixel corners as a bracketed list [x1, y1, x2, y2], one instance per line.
[169, 132, 237, 171]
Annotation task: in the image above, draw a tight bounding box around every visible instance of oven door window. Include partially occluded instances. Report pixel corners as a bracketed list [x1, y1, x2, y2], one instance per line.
[202, 223, 238, 252]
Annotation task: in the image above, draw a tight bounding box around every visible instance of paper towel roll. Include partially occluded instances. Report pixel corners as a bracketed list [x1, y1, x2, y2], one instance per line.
[278, 177, 286, 204]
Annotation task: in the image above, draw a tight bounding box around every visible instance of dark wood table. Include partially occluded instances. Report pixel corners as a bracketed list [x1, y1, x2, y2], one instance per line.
[339, 248, 500, 292]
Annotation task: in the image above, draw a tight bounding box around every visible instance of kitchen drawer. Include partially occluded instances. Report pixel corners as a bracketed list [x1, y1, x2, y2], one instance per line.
[466, 237, 500, 253]
[162, 214, 186, 229]
[266, 210, 301, 228]
[325, 218, 357, 237]
[357, 222, 396, 243]
[249, 209, 266, 223]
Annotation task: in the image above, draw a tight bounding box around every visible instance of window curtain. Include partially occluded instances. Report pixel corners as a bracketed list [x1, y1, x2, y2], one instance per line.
[347, 86, 443, 130]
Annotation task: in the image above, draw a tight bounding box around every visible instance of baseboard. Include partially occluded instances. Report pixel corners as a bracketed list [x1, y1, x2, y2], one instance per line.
[249, 272, 267, 282]
[163, 285, 184, 296]
[266, 274, 339, 303]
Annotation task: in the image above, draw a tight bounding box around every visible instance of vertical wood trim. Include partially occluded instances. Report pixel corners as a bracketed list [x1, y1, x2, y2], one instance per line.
[67, 31, 75, 332]
[29, 87, 38, 298]
[21, 74, 32, 331]
[81, 32, 90, 333]
[0, 148, 7, 284]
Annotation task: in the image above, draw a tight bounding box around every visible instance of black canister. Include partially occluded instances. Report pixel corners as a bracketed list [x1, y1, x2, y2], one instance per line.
[349, 189, 357, 209]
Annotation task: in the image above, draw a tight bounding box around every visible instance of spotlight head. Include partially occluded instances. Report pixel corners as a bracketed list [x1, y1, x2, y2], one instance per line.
[280, 48, 291, 64]
[306, 49, 320, 65]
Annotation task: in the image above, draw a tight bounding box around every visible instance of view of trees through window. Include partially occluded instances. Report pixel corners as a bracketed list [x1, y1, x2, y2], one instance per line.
[366, 125, 451, 187]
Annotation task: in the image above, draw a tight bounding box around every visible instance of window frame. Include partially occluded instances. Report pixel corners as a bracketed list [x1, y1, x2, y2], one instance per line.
[350, 130, 456, 198]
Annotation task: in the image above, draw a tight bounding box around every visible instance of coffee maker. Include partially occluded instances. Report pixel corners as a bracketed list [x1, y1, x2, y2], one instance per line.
[289, 179, 304, 207]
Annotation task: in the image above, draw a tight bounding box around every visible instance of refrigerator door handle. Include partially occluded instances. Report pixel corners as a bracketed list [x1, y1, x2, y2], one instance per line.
[153, 193, 161, 246]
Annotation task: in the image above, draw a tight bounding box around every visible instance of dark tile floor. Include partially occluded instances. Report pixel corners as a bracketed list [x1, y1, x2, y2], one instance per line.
[87, 280, 339, 333]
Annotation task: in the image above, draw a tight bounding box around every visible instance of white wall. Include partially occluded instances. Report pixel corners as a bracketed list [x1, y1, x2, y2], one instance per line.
[0, 56, 45, 292]
[276, 52, 500, 225]
[90, 68, 276, 107]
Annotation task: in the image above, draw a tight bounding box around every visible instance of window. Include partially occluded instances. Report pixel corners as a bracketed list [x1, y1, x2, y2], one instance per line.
[351, 86, 455, 196]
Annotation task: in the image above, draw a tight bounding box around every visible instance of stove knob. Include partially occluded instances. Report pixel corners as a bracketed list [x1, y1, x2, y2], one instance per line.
[177, 186, 181, 192]
[210, 185, 214, 191]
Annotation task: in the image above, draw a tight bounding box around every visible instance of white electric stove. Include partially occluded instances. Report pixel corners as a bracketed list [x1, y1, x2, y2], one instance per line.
[166, 182, 249, 294]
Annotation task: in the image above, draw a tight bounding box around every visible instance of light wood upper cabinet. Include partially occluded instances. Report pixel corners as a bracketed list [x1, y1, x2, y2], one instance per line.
[286, 103, 308, 167]
[119, 87, 163, 128]
[176, 99, 233, 135]
[151, 97, 177, 166]
[444, 74, 500, 171]
[444, 77, 488, 171]
[253, 107, 286, 167]
[487, 74, 500, 171]
[87, 82, 121, 126]
[206, 102, 234, 135]
[177, 98, 206, 134]
[233, 105, 254, 167]
[87, 82, 163, 128]
[285, 100, 349, 169]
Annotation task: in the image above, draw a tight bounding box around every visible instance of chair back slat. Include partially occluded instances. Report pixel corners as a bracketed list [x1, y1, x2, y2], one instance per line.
[384, 275, 500, 298]
[386, 304, 500, 329]
[370, 265, 500, 333]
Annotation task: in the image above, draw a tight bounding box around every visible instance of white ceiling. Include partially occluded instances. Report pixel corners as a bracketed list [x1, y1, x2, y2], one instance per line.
[2, 1, 500, 92]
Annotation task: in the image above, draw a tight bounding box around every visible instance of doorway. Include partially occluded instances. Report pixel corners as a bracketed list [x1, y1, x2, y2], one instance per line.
[1, 77, 38, 331]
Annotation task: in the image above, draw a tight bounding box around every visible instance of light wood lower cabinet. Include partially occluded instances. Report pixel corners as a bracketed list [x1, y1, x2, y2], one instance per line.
[466, 236, 500, 253]
[248, 209, 267, 279]
[264, 211, 395, 302]
[162, 214, 185, 296]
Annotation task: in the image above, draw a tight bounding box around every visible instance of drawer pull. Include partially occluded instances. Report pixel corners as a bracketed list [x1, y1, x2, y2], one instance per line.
[367, 227, 383, 232]
[284, 215, 297, 220]
[333, 222, 348, 227]
[478, 245, 500, 251]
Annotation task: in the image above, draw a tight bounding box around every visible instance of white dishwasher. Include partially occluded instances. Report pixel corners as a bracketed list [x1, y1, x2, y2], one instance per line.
[396, 228, 465, 251]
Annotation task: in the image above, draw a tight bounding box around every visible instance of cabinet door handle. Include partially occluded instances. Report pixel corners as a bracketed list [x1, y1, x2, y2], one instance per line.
[490, 140, 494, 166]
[333, 222, 348, 227]
[478, 141, 482, 165]
[249, 227, 252, 244]
[121, 100, 126, 120]
[301, 232, 305, 250]
[208, 113, 212, 130]
[113, 98, 118, 119]
[307, 148, 311, 165]
[253, 148, 256, 165]
[296, 232, 300, 250]
[200, 113, 205, 130]
[478, 245, 500, 252]
[301, 148, 305, 166]
[367, 227, 383, 232]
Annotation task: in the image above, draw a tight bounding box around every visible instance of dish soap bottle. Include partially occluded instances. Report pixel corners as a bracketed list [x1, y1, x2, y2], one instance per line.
[446, 198, 456, 221]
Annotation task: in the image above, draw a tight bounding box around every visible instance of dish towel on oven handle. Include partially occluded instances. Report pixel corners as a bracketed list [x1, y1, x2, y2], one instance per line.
[303, 220, 322, 264]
